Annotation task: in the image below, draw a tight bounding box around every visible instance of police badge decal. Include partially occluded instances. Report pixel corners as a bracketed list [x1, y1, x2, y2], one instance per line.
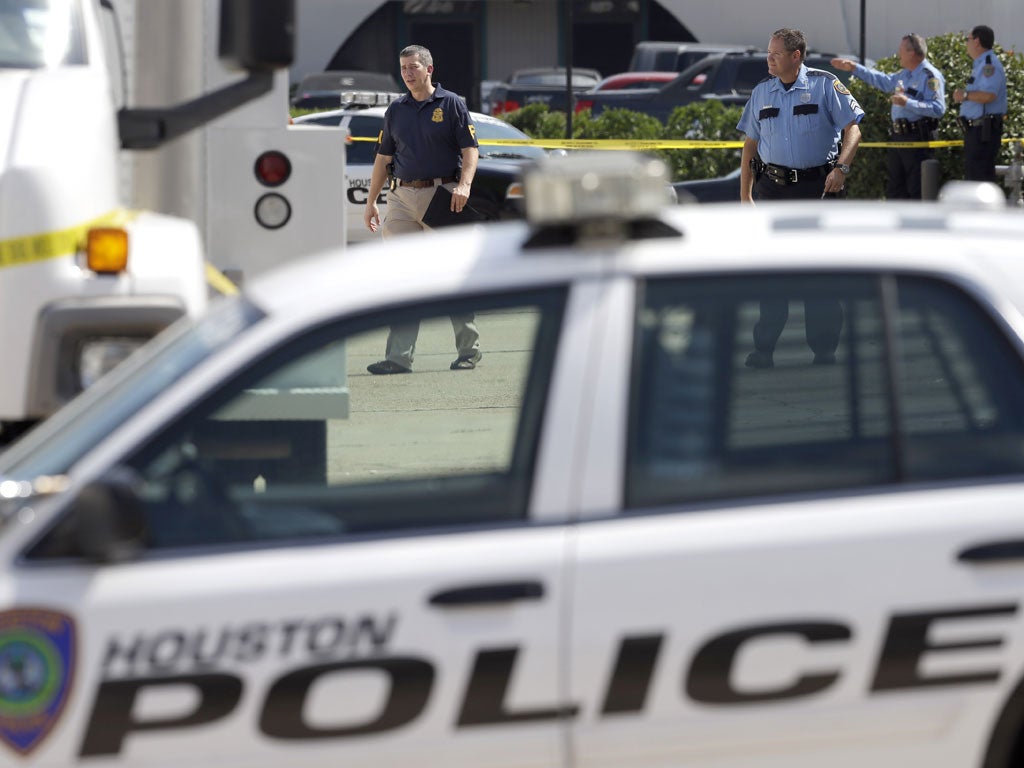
[0, 609, 76, 755]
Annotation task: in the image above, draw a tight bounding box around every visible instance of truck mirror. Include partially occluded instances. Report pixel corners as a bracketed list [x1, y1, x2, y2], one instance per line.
[219, 0, 295, 71]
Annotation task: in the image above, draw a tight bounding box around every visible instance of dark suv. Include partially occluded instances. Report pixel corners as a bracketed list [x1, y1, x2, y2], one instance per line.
[578, 50, 865, 123]
[577, 52, 766, 122]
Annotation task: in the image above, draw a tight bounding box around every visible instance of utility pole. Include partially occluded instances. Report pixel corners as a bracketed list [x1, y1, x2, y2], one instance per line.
[859, 0, 866, 63]
[565, 0, 573, 139]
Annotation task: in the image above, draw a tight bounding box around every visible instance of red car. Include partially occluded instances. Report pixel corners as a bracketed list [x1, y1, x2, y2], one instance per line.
[575, 71, 678, 113]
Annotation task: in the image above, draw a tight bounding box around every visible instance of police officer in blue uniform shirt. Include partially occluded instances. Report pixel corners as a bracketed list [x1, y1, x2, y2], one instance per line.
[953, 25, 1008, 183]
[362, 44, 482, 375]
[737, 28, 864, 368]
[833, 34, 946, 199]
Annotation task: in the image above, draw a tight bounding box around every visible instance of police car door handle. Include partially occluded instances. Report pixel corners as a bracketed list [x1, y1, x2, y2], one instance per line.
[428, 580, 545, 606]
[957, 540, 1024, 563]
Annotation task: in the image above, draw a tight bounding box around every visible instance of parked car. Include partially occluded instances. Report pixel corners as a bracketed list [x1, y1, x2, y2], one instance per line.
[291, 70, 400, 111]
[3, 152, 1024, 768]
[673, 166, 742, 202]
[581, 52, 764, 122]
[628, 41, 757, 72]
[292, 95, 546, 242]
[575, 70, 679, 113]
[582, 50, 870, 122]
[488, 66, 602, 115]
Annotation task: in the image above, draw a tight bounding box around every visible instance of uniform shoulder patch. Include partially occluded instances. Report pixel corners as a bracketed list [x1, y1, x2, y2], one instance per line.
[983, 65, 995, 77]
[833, 79, 851, 95]
[927, 78, 939, 92]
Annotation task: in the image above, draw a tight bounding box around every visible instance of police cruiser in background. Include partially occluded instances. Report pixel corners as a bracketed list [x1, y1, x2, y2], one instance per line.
[4, 154, 1024, 767]
[292, 91, 545, 243]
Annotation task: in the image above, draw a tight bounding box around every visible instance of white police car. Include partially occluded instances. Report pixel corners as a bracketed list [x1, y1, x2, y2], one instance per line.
[292, 92, 546, 243]
[4, 155, 1024, 768]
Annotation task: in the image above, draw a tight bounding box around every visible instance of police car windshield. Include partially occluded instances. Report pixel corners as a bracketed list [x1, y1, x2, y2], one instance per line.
[0, 297, 265, 479]
[0, 0, 86, 69]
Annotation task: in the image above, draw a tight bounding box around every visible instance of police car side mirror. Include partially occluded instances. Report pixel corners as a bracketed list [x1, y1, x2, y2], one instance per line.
[68, 468, 147, 564]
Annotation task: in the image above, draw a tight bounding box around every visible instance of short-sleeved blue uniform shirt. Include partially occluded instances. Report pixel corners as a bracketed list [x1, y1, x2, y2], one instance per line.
[377, 84, 478, 180]
[737, 64, 865, 169]
[851, 59, 946, 122]
[961, 51, 1007, 119]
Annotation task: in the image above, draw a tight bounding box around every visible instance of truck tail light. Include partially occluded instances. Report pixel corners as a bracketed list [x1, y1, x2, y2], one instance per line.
[254, 150, 291, 187]
[86, 227, 129, 273]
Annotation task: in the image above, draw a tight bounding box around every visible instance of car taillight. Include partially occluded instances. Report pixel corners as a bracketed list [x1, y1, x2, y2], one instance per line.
[254, 150, 291, 187]
[575, 99, 594, 113]
[493, 100, 520, 115]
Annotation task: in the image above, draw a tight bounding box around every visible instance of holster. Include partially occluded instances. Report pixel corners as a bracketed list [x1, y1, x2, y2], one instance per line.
[386, 162, 396, 191]
[750, 156, 766, 181]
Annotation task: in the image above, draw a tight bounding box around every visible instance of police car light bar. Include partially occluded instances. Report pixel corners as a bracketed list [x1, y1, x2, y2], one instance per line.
[524, 152, 669, 226]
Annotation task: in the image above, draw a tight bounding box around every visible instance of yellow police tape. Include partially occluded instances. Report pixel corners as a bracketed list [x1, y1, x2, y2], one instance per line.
[351, 136, 1022, 150]
[205, 263, 239, 296]
[0, 209, 138, 271]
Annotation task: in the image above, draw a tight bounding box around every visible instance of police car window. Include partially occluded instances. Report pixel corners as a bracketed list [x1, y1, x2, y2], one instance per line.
[82, 289, 565, 552]
[346, 115, 382, 166]
[627, 274, 1024, 510]
[894, 277, 1024, 479]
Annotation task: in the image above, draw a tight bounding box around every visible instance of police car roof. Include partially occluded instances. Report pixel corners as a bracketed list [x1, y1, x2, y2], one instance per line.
[245, 197, 1024, 340]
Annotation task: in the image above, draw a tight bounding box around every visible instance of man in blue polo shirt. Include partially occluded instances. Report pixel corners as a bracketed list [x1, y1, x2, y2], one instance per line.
[953, 25, 1008, 183]
[363, 44, 482, 375]
[737, 28, 863, 369]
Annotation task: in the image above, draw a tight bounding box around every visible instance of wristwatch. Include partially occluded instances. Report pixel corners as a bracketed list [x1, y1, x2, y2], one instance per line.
[837, 163, 851, 175]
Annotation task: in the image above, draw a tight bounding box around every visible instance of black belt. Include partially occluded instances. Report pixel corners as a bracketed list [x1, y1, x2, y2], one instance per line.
[891, 118, 938, 136]
[762, 162, 833, 185]
[960, 115, 1004, 128]
[399, 175, 457, 188]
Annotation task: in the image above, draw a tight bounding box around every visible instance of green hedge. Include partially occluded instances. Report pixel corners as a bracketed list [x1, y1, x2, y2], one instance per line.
[501, 101, 744, 184]
[499, 32, 1024, 199]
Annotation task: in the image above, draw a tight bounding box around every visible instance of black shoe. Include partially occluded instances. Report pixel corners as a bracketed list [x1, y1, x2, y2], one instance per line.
[745, 350, 774, 369]
[812, 352, 836, 365]
[367, 360, 411, 375]
[450, 351, 482, 370]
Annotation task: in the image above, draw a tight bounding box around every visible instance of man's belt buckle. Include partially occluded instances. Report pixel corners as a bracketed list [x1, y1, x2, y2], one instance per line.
[787, 168, 799, 183]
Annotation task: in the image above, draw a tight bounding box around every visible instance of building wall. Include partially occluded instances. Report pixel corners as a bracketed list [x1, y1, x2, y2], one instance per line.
[484, 2, 560, 82]
[290, 0, 1023, 91]
[659, 0, 1022, 61]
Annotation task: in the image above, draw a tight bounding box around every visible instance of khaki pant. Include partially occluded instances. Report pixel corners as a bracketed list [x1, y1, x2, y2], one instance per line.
[380, 183, 480, 369]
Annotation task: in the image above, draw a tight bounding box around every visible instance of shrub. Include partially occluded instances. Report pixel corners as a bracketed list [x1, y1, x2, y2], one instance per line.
[662, 100, 744, 182]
